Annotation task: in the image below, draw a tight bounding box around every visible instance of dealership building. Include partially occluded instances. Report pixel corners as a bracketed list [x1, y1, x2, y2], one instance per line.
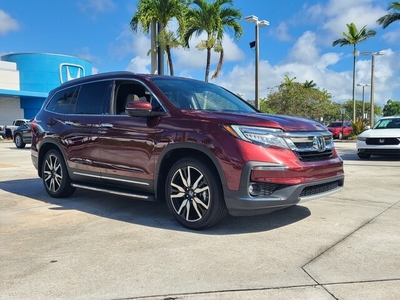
[0, 53, 92, 125]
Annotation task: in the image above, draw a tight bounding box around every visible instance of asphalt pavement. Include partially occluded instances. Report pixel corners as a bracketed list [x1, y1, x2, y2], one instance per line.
[0, 140, 399, 300]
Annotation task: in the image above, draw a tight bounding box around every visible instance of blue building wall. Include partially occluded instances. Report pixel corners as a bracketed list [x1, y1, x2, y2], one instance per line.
[1, 53, 92, 118]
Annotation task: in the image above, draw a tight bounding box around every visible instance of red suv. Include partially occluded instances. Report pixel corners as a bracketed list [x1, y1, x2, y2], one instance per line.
[31, 72, 344, 229]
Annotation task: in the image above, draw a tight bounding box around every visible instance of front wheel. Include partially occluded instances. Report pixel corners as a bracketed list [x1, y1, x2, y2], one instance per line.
[165, 157, 228, 230]
[14, 134, 26, 148]
[42, 150, 76, 198]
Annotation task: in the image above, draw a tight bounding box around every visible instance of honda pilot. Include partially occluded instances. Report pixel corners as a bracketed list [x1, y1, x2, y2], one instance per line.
[31, 72, 344, 229]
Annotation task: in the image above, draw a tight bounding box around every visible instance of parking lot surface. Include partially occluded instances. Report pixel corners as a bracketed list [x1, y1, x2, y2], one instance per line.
[0, 140, 399, 300]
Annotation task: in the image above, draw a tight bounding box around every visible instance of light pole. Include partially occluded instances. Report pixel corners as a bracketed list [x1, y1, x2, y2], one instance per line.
[245, 15, 269, 110]
[362, 51, 385, 127]
[357, 83, 370, 121]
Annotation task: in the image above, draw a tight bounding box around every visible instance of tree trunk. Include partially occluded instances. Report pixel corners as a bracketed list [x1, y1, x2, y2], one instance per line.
[212, 48, 224, 79]
[166, 45, 174, 76]
[205, 47, 211, 82]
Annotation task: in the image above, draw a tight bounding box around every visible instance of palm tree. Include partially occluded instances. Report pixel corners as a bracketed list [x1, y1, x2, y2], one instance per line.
[184, 0, 242, 82]
[332, 23, 376, 122]
[377, 2, 400, 29]
[158, 30, 183, 76]
[130, 0, 188, 76]
[303, 80, 317, 89]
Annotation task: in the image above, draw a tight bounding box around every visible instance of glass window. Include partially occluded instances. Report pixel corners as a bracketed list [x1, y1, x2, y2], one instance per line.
[46, 86, 79, 114]
[151, 77, 255, 112]
[74, 81, 112, 114]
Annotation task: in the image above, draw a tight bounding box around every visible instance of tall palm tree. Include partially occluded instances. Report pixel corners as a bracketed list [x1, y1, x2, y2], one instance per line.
[332, 23, 376, 122]
[184, 0, 242, 82]
[377, 2, 400, 29]
[130, 0, 188, 76]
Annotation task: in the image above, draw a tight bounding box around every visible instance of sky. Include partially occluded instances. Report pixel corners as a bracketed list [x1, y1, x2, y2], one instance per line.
[1, 0, 400, 108]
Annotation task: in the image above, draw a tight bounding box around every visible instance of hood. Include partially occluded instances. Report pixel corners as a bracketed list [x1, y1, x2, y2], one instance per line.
[359, 128, 400, 138]
[183, 111, 328, 132]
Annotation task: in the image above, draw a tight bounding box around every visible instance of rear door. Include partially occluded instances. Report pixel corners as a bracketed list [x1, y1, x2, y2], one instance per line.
[47, 80, 112, 181]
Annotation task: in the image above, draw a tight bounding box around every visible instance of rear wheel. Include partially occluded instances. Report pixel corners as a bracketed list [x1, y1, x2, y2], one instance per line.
[357, 153, 371, 159]
[42, 150, 76, 198]
[14, 134, 26, 148]
[165, 157, 228, 230]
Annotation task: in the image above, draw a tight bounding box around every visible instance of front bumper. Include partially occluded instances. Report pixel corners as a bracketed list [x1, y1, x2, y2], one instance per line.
[357, 141, 400, 156]
[223, 160, 344, 216]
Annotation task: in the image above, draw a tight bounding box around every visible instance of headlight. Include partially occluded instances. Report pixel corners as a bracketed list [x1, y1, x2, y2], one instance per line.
[222, 125, 289, 149]
[357, 136, 367, 141]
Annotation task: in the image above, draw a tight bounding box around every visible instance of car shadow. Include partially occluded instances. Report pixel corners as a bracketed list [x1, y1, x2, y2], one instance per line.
[0, 177, 311, 235]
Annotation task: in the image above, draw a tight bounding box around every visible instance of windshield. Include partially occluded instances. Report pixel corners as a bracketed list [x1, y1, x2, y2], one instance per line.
[373, 118, 400, 129]
[151, 77, 256, 112]
[328, 122, 342, 127]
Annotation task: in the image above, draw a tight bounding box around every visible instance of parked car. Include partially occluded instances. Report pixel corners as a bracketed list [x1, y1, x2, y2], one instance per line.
[357, 116, 400, 159]
[13, 119, 33, 148]
[327, 121, 353, 139]
[31, 72, 344, 229]
[5, 119, 31, 139]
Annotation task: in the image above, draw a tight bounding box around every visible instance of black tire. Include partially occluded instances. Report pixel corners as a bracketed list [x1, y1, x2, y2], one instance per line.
[14, 134, 26, 148]
[42, 149, 76, 198]
[5, 129, 12, 139]
[165, 157, 228, 230]
[357, 153, 371, 159]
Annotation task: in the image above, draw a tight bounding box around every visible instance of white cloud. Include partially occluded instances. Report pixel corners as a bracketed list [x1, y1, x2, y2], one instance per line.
[0, 10, 19, 35]
[270, 22, 292, 42]
[287, 31, 319, 64]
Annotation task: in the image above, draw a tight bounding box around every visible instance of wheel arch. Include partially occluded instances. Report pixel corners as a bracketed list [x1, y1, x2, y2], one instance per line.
[154, 143, 227, 202]
[37, 139, 68, 178]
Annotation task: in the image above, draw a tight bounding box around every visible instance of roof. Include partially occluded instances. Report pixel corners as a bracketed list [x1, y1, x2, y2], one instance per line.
[0, 88, 48, 98]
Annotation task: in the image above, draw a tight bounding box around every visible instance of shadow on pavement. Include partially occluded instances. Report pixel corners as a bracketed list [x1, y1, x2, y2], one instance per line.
[0, 177, 311, 235]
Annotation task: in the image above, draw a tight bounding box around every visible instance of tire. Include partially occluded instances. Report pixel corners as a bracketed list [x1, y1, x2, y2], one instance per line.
[14, 134, 26, 149]
[357, 153, 371, 159]
[5, 129, 12, 139]
[42, 149, 76, 198]
[165, 157, 228, 230]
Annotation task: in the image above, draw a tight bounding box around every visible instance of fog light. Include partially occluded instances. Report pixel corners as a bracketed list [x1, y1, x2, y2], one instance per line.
[248, 183, 262, 196]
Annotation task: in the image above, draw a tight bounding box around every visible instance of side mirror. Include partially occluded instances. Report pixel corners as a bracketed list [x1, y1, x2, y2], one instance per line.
[365, 125, 371, 130]
[125, 101, 163, 117]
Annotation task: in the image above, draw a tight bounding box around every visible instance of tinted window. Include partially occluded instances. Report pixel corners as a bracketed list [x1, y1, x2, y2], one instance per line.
[151, 77, 255, 112]
[46, 86, 79, 114]
[75, 81, 112, 114]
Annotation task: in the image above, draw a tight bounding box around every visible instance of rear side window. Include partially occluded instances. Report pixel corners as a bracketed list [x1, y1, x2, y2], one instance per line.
[75, 81, 112, 114]
[46, 81, 112, 115]
[46, 86, 79, 114]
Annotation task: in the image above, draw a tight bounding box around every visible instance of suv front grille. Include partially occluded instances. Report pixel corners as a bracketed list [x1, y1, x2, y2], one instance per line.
[282, 132, 334, 162]
[366, 138, 400, 145]
[294, 149, 333, 161]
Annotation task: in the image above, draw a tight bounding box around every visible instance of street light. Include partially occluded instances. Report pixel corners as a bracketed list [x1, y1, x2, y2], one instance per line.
[357, 83, 370, 121]
[245, 15, 269, 110]
[361, 51, 385, 127]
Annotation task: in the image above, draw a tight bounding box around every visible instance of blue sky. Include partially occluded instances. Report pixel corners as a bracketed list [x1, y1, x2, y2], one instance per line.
[1, 0, 400, 107]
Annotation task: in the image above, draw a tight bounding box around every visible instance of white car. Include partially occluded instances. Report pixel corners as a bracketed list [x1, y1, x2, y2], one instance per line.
[357, 116, 400, 159]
